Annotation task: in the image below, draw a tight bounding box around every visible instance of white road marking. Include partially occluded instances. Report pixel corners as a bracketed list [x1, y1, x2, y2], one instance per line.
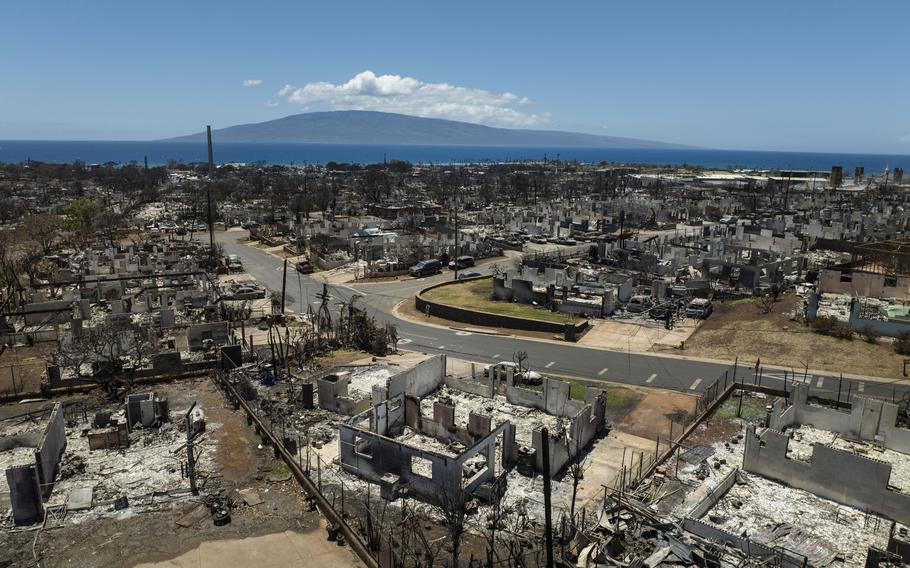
[689, 378, 702, 390]
[455, 331, 472, 336]
[646, 373, 657, 383]
[816, 377, 824, 388]
[406, 332, 438, 341]
[598, 368, 609, 376]
[858, 382, 865, 393]
[438, 345, 445, 350]
[397, 338, 412, 345]
[545, 361, 556, 368]
[492, 354, 501, 359]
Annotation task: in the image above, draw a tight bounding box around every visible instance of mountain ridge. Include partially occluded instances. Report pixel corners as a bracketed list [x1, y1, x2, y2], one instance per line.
[165, 111, 692, 149]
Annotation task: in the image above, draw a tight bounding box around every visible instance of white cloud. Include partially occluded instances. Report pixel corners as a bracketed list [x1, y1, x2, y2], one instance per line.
[242, 79, 263, 87]
[264, 100, 279, 108]
[900, 133, 910, 143]
[278, 70, 549, 127]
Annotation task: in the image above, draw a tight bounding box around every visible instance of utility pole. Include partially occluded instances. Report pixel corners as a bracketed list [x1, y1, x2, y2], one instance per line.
[619, 209, 626, 249]
[185, 401, 200, 495]
[206, 187, 215, 265]
[206, 125, 214, 176]
[281, 258, 288, 315]
[541, 427, 554, 568]
[453, 186, 459, 280]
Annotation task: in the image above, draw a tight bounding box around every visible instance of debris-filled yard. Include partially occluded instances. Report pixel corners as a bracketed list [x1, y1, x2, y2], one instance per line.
[0, 378, 354, 568]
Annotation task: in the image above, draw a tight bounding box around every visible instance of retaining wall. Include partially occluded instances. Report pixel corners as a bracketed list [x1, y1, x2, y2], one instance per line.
[416, 276, 589, 335]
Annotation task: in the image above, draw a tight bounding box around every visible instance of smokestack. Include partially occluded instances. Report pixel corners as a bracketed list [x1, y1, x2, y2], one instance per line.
[206, 125, 214, 176]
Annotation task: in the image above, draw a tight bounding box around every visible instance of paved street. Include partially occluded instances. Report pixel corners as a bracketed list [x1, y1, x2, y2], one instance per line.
[216, 231, 910, 405]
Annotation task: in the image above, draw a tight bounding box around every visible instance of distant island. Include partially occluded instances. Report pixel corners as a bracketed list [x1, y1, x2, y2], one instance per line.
[166, 110, 691, 149]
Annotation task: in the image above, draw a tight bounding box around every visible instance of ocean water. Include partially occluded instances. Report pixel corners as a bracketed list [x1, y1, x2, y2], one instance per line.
[0, 140, 908, 173]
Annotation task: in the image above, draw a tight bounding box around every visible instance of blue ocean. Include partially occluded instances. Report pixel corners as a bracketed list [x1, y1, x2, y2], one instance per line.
[1, 140, 908, 173]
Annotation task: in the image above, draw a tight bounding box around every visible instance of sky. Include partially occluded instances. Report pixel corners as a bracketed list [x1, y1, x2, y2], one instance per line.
[1, 0, 908, 154]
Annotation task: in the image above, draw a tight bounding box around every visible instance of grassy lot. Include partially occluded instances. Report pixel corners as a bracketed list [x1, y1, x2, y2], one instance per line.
[423, 278, 577, 325]
[529, 375, 645, 422]
[715, 394, 769, 421]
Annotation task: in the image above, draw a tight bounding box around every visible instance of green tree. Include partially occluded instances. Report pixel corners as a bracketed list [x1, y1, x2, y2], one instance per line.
[62, 197, 99, 244]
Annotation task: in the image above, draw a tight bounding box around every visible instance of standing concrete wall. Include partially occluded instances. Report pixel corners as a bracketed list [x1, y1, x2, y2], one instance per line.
[506, 376, 580, 418]
[187, 322, 230, 350]
[769, 385, 910, 454]
[34, 403, 66, 498]
[532, 394, 607, 476]
[339, 416, 513, 506]
[387, 355, 446, 399]
[6, 465, 43, 525]
[743, 425, 910, 524]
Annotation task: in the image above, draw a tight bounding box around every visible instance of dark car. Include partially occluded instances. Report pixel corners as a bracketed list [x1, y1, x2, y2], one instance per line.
[448, 255, 475, 270]
[409, 259, 442, 277]
[296, 260, 315, 274]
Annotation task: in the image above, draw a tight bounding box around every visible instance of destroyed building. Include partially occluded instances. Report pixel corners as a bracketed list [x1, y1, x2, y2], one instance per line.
[336, 355, 608, 506]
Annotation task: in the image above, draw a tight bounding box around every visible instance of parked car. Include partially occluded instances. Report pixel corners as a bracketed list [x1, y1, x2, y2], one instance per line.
[457, 271, 482, 280]
[448, 255, 475, 270]
[295, 260, 315, 274]
[225, 284, 265, 300]
[409, 259, 442, 277]
[686, 298, 713, 319]
[719, 215, 738, 225]
[226, 254, 243, 271]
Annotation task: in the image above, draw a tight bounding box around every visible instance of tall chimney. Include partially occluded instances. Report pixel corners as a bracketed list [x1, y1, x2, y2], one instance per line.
[206, 125, 214, 176]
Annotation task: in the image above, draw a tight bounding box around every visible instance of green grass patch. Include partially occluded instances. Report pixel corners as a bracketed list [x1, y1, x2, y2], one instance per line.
[569, 381, 587, 401]
[328, 349, 358, 358]
[604, 388, 641, 413]
[522, 378, 585, 399]
[716, 395, 767, 421]
[423, 279, 577, 325]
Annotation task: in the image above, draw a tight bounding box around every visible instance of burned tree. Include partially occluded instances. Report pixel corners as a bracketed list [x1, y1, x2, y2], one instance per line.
[54, 324, 157, 397]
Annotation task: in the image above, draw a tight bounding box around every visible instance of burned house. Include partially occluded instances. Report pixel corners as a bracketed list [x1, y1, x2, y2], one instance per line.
[336, 355, 608, 506]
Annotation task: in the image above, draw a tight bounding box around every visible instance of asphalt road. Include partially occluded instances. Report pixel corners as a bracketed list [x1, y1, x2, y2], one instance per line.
[216, 231, 910, 405]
